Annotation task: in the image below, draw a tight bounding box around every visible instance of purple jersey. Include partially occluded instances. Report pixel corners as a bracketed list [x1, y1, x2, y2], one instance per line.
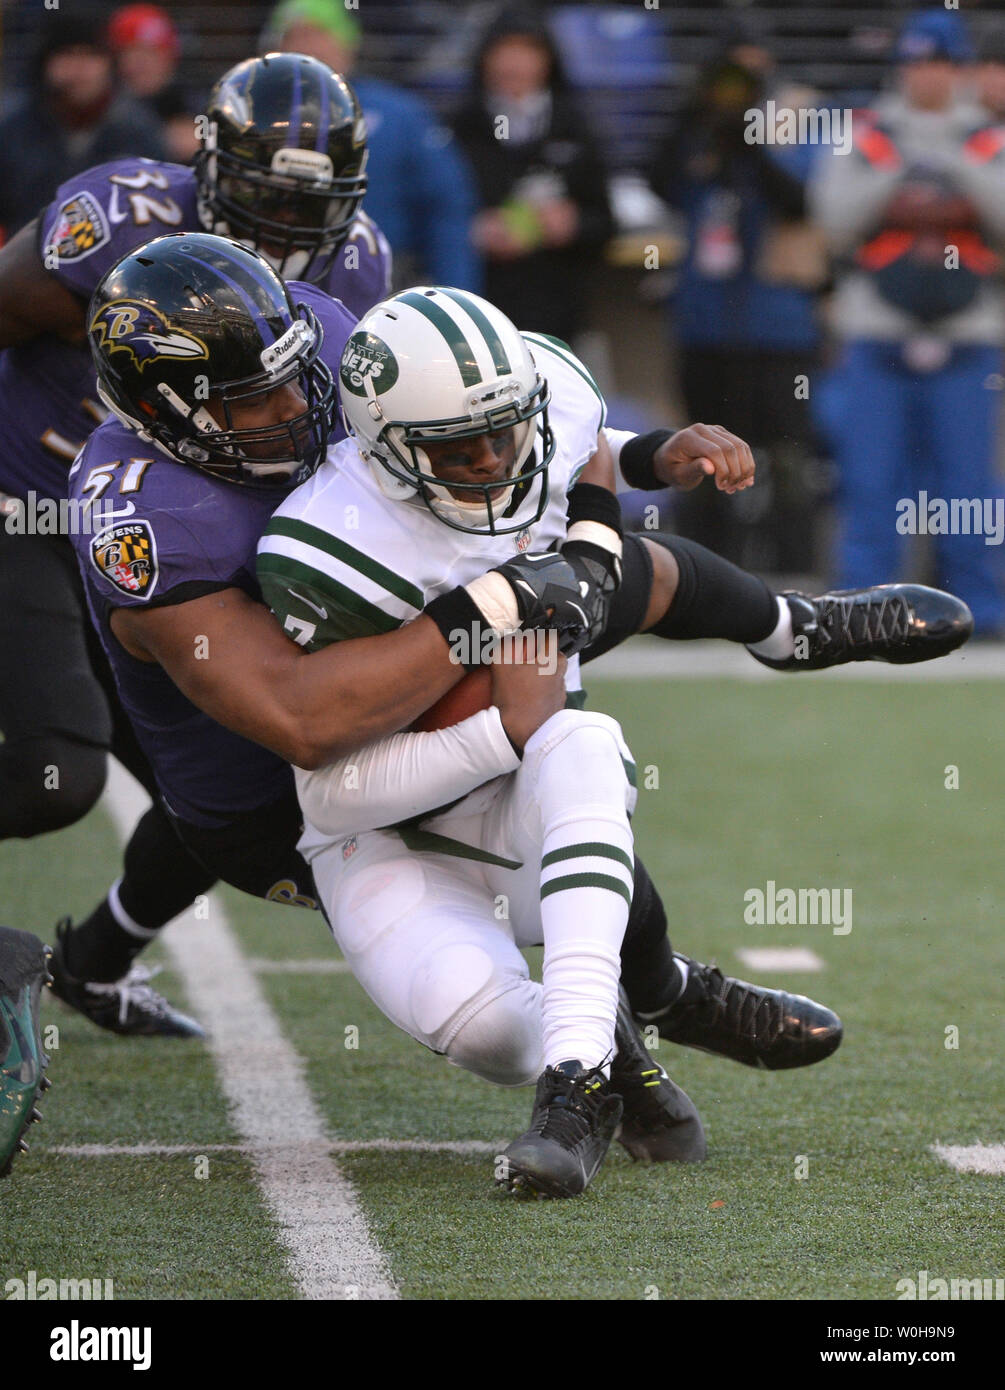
[66, 283, 357, 828]
[0, 157, 392, 503]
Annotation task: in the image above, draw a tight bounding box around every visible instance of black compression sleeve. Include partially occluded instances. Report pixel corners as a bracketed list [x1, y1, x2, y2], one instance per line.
[645, 533, 777, 644]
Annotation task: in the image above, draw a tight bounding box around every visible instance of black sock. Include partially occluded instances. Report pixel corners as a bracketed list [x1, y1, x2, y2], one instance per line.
[646, 533, 777, 644]
[66, 803, 217, 981]
[63, 897, 147, 982]
[620, 857, 680, 1015]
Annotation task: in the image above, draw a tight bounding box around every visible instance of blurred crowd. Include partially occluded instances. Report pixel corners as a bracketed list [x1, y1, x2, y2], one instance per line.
[1, 0, 1004, 629]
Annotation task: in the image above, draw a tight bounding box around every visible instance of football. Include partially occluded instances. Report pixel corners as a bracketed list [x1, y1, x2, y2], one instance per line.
[411, 667, 493, 731]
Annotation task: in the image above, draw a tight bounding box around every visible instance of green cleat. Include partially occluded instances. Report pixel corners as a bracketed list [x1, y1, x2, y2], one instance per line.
[1, 926, 52, 1180]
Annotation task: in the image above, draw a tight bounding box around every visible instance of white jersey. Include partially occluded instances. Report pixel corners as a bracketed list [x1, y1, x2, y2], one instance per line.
[257, 332, 606, 665]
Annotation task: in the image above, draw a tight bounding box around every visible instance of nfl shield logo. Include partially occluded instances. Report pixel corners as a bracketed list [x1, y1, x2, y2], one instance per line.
[342, 835, 358, 861]
[516, 529, 532, 552]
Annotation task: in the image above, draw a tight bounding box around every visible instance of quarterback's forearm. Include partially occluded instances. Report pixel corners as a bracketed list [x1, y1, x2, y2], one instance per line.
[294, 706, 521, 838]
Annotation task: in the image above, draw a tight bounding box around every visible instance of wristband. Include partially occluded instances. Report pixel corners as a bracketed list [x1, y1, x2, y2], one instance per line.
[566, 482, 624, 535]
[619, 429, 674, 491]
[424, 587, 490, 672]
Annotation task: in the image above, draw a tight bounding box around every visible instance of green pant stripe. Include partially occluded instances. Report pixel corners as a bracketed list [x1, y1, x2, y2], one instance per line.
[540, 872, 632, 906]
[395, 822, 523, 869]
[264, 517, 424, 610]
[541, 842, 633, 874]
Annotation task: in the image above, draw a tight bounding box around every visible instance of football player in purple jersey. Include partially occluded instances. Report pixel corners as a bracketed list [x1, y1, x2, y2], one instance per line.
[0, 53, 389, 837]
[0, 55, 394, 1031]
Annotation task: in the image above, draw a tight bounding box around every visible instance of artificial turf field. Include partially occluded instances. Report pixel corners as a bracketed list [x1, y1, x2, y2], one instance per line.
[2, 665, 1003, 1302]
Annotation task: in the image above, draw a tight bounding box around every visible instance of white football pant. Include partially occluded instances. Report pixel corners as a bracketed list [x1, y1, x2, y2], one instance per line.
[304, 709, 637, 1084]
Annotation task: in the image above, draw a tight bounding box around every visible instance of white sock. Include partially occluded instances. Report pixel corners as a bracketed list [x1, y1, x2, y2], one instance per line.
[539, 816, 634, 1074]
[747, 595, 795, 661]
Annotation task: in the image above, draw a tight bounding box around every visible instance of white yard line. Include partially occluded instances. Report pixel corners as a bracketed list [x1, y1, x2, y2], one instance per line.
[103, 761, 399, 1301]
[736, 947, 824, 972]
[53, 1140, 504, 1157]
[248, 956, 350, 974]
[932, 1143, 1005, 1175]
[585, 638, 1005, 683]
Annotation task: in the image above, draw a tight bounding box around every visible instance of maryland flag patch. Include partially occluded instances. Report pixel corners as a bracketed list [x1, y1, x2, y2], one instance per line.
[47, 191, 110, 262]
[90, 520, 158, 600]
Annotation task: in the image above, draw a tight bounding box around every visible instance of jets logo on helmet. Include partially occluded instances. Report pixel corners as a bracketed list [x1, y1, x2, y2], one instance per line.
[340, 287, 555, 536]
[90, 301, 209, 373]
[339, 332, 399, 396]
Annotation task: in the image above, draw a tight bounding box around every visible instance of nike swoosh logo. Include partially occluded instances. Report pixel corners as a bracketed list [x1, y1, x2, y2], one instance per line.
[289, 588, 328, 620]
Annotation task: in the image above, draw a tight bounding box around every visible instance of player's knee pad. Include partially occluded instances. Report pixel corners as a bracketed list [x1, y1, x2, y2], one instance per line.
[524, 710, 636, 819]
[444, 979, 542, 1087]
[0, 733, 107, 838]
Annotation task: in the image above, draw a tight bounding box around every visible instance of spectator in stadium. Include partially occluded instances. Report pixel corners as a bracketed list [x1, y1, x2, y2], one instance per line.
[975, 30, 1005, 122]
[449, 11, 613, 345]
[647, 31, 826, 574]
[262, 0, 481, 290]
[107, 4, 201, 164]
[810, 7, 1005, 634]
[0, 13, 166, 240]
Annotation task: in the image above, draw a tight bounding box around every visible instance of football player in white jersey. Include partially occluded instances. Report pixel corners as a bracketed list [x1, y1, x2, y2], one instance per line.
[256, 289, 771, 1195]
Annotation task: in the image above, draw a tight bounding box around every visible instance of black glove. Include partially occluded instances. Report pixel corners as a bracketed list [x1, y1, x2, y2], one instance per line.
[560, 540, 620, 649]
[491, 551, 592, 655]
[559, 481, 623, 649]
[424, 551, 591, 666]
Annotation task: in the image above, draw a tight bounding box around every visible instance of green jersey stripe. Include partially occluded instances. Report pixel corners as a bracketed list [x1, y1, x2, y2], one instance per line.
[257, 552, 403, 635]
[540, 872, 633, 906]
[398, 291, 481, 387]
[438, 288, 511, 376]
[541, 842, 634, 875]
[523, 332, 607, 426]
[265, 516, 424, 611]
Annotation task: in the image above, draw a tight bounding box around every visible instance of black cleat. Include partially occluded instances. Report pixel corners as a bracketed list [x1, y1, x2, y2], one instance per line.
[498, 1060, 622, 1198]
[1, 926, 52, 1179]
[642, 954, 842, 1071]
[49, 920, 205, 1039]
[750, 584, 973, 671]
[612, 987, 706, 1162]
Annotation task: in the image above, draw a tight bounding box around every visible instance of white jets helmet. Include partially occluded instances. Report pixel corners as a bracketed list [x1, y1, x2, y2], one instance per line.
[338, 286, 555, 535]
